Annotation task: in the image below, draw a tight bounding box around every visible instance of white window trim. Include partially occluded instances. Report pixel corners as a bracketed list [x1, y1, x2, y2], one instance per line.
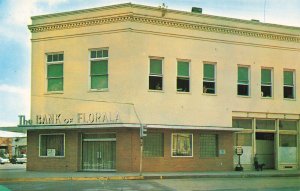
[237, 65, 251, 97]
[261, 67, 273, 98]
[171, 133, 193, 158]
[203, 62, 217, 95]
[283, 69, 296, 100]
[176, 59, 191, 93]
[148, 56, 164, 92]
[45, 52, 64, 94]
[89, 48, 109, 92]
[39, 133, 65, 158]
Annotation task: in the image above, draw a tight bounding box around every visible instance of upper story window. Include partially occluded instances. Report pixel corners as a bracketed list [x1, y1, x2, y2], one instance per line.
[261, 68, 273, 98]
[149, 58, 163, 91]
[237, 66, 250, 96]
[46, 53, 64, 92]
[203, 63, 216, 94]
[90, 49, 108, 91]
[284, 70, 295, 99]
[177, 60, 190, 92]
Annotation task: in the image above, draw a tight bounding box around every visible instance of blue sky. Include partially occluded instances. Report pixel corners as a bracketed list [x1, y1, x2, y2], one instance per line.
[0, 0, 299, 126]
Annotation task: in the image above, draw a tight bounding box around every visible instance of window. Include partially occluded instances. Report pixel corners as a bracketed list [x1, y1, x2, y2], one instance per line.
[200, 134, 218, 157]
[149, 58, 163, 90]
[90, 49, 108, 90]
[47, 53, 63, 92]
[143, 133, 164, 157]
[256, 120, 275, 130]
[177, 61, 190, 92]
[237, 66, 250, 96]
[232, 119, 252, 129]
[40, 134, 65, 157]
[284, 70, 295, 99]
[261, 68, 272, 97]
[172, 133, 193, 157]
[279, 120, 297, 131]
[203, 63, 216, 94]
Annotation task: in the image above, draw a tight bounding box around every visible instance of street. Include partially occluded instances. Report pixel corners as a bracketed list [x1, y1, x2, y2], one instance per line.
[1, 177, 300, 191]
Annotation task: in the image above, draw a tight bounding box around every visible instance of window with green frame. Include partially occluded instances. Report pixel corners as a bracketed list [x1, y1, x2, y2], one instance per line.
[177, 61, 190, 92]
[90, 49, 109, 90]
[203, 63, 216, 94]
[200, 134, 218, 157]
[261, 68, 272, 97]
[47, 53, 64, 92]
[284, 70, 295, 99]
[149, 58, 163, 90]
[143, 133, 164, 157]
[237, 66, 250, 96]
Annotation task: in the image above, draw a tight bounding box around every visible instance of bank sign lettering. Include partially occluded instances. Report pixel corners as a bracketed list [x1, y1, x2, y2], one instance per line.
[33, 112, 120, 125]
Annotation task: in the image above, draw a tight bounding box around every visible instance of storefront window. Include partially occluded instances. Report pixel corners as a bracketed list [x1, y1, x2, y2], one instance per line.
[143, 133, 164, 157]
[40, 134, 65, 157]
[256, 120, 275, 130]
[172, 133, 193, 157]
[279, 134, 297, 164]
[232, 119, 252, 129]
[200, 134, 218, 157]
[279, 120, 297, 131]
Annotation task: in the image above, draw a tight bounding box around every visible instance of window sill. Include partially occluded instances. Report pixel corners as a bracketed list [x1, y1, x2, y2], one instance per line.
[89, 89, 109, 92]
[148, 89, 164, 93]
[237, 95, 251, 98]
[283, 98, 296, 101]
[176, 91, 191, 94]
[45, 91, 64, 95]
[261, 96, 273, 99]
[202, 93, 217, 96]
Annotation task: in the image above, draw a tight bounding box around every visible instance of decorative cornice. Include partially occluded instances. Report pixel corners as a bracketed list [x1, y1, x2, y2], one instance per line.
[28, 14, 300, 43]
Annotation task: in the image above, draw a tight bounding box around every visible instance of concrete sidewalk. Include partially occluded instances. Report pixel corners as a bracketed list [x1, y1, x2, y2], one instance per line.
[0, 169, 300, 182]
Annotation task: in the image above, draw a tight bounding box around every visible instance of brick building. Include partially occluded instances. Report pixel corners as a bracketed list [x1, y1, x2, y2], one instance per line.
[25, 3, 300, 172]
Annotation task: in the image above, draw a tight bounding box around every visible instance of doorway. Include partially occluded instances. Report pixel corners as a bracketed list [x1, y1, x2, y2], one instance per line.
[256, 133, 275, 169]
[82, 133, 116, 171]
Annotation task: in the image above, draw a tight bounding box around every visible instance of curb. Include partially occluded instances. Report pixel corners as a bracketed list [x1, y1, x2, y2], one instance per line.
[0, 173, 299, 183]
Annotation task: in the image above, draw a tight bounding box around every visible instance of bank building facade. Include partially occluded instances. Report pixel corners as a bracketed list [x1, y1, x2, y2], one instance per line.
[24, 3, 300, 172]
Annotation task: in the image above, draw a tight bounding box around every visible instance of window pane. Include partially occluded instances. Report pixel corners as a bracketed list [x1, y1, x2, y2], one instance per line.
[143, 133, 164, 157]
[204, 64, 215, 80]
[96, 50, 102, 58]
[238, 67, 249, 83]
[177, 61, 189, 76]
[261, 69, 271, 84]
[149, 76, 163, 90]
[261, 85, 272, 97]
[284, 86, 294, 99]
[284, 71, 294, 85]
[279, 120, 297, 131]
[48, 64, 63, 77]
[203, 81, 215, 94]
[91, 51, 97, 58]
[53, 54, 59, 62]
[172, 133, 192, 156]
[150, 59, 162, 75]
[103, 49, 108, 57]
[237, 84, 249, 96]
[40, 135, 64, 157]
[47, 55, 53, 62]
[91, 60, 108, 75]
[91, 75, 108, 89]
[280, 135, 297, 147]
[48, 78, 63, 91]
[232, 119, 252, 129]
[200, 134, 218, 157]
[235, 133, 252, 146]
[256, 120, 275, 130]
[58, 54, 64, 61]
[177, 78, 190, 92]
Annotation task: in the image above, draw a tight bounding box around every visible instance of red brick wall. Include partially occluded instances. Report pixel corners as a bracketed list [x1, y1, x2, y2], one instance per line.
[27, 128, 234, 172]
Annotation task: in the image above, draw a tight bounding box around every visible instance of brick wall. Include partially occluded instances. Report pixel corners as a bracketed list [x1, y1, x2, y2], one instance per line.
[27, 128, 234, 172]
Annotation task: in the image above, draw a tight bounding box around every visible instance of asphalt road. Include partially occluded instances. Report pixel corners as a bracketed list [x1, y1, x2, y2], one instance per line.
[1, 177, 300, 191]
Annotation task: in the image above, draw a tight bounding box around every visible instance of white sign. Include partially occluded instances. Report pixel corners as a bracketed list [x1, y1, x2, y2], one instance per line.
[47, 149, 56, 157]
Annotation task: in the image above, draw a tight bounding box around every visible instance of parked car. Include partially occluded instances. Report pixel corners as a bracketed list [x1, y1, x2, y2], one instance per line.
[11, 154, 27, 164]
[0, 157, 10, 164]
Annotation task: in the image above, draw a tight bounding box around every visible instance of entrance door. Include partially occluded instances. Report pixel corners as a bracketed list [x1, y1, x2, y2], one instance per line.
[82, 134, 116, 171]
[256, 133, 275, 169]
